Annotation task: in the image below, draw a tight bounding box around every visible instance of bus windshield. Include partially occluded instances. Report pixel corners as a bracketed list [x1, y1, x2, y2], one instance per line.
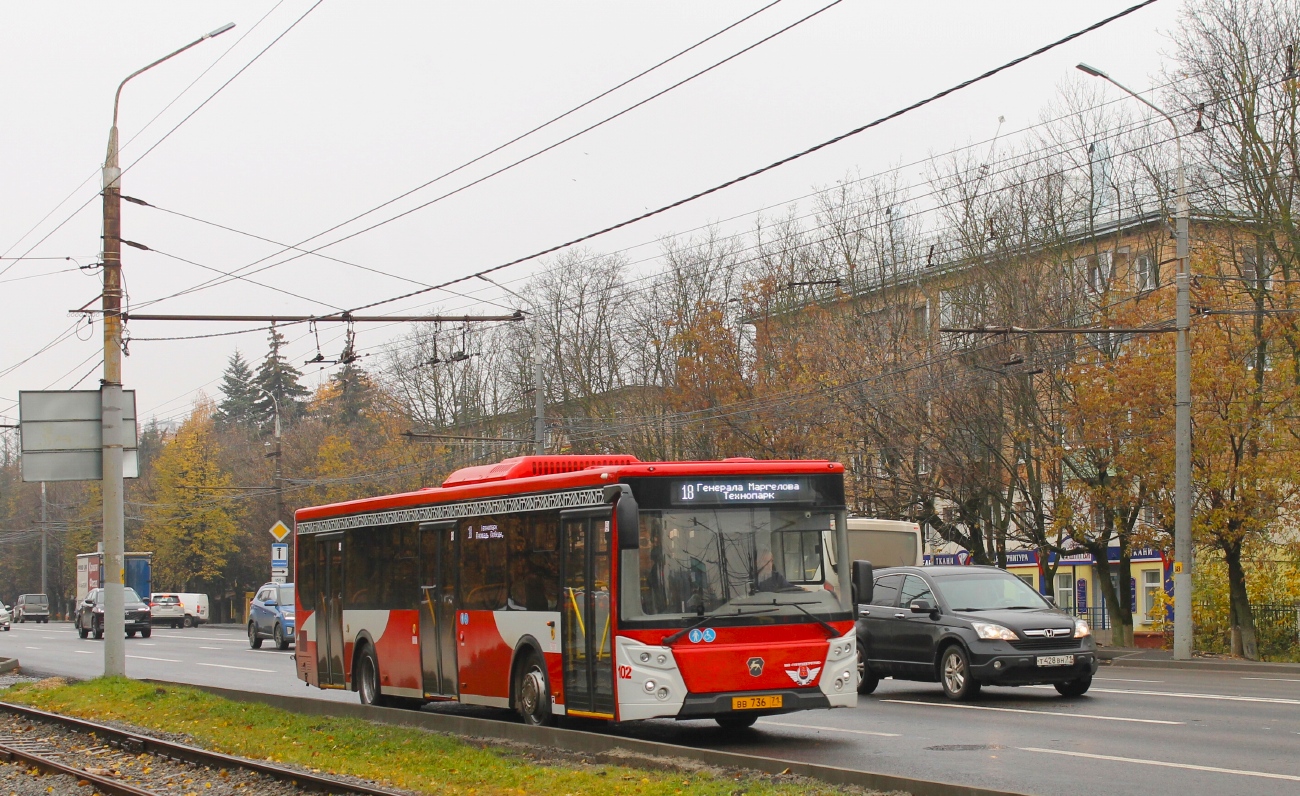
[636, 507, 849, 620]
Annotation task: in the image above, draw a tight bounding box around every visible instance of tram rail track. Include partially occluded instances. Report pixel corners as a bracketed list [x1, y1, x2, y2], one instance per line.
[0, 700, 409, 796]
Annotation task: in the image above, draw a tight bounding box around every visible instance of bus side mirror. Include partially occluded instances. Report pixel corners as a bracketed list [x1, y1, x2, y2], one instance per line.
[852, 560, 873, 605]
[605, 484, 640, 550]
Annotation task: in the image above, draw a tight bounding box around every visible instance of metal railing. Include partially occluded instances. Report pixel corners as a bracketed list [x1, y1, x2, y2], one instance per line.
[1194, 601, 1300, 658]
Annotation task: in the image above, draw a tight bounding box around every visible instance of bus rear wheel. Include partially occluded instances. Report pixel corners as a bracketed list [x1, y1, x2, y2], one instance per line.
[357, 647, 389, 708]
[514, 649, 554, 727]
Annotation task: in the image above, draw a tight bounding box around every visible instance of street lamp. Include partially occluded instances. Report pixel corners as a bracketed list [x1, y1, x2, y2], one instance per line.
[478, 275, 546, 454]
[1076, 62, 1193, 660]
[100, 22, 234, 677]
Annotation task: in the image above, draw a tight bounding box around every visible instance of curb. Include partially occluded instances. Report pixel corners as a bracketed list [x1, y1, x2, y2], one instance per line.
[0, 658, 18, 674]
[1101, 654, 1300, 674]
[153, 680, 1028, 796]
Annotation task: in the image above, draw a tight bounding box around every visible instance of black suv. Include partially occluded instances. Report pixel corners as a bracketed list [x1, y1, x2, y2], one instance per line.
[856, 565, 1097, 700]
[75, 587, 152, 639]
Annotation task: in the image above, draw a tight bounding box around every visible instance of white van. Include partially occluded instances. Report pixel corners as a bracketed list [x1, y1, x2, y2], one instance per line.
[175, 593, 210, 627]
[846, 518, 924, 568]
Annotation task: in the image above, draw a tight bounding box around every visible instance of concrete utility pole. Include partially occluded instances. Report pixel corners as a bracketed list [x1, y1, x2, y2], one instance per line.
[258, 389, 286, 577]
[1077, 63, 1193, 660]
[478, 276, 546, 454]
[101, 22, 234, 677]
[40, 482, 47, 598]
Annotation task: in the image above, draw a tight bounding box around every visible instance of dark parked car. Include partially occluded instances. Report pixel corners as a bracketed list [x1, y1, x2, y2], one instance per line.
[856, 565, 1097, 700]
[248, 582, 294, 650]
[75, 587, 152, 639]
[14, 594, 49, 623]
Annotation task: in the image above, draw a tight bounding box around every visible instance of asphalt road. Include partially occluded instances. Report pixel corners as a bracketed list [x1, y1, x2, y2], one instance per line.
[4, 622, 1298, 796]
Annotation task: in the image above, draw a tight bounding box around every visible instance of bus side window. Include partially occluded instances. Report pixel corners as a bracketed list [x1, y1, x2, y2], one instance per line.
[461, 517, 507, 611]
[507, 514, 557, 611]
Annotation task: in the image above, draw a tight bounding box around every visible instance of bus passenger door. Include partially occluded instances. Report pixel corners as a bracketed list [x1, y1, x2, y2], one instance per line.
[419, 521, 458, 697]
[560, 510, 615, 717]
[315, 535, 346, 686]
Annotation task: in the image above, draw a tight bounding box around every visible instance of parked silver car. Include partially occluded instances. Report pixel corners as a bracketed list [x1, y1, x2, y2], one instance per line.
[14, 594, 49, 623]
[0, 602, 11, 631]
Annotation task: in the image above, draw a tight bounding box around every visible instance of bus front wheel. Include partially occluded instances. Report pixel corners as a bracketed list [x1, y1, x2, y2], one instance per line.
[357, 647, 389, 708]
[514, 649, 554, 727]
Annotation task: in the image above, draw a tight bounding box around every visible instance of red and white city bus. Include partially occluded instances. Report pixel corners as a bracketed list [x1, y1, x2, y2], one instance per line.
[293, 455, 860, 727]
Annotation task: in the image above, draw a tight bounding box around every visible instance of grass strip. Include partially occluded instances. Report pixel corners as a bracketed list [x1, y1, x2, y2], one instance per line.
[1, 678, 869, 795]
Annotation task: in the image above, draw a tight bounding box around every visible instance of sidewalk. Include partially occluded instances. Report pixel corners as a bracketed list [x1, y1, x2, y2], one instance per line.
[1099, 646, 1300, 674]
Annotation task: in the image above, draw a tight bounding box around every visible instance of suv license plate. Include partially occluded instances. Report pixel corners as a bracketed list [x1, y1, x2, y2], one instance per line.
[1037, 654, 1074, 667]
[731, 695, 783, 710]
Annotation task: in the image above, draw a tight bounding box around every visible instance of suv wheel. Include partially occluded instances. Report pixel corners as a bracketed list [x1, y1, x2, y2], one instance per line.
[274, 623, 289, 650]
[77, 618, 88, 639]
[939, 645, 980, 701]
[857, 642, 879, 695]
[248, 622, 263, 649]
[1055, 675, 1092, 697]
[93, 617, 104, 640]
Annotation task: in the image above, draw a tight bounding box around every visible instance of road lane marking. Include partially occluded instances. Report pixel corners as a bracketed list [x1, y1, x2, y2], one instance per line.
[757, 719, 900, 737]
[199, 646, 224, 650]
[195, 663, 274, 673]
[881, 699, 1183, 725]
[1095, 677, 1164, 683]
[1019, 747, 1300, 782]
[73, 650, 93, 655]
[127, 655, 181, 662]
[24, 647, 40, 650]
[1031, 685, 1300, 706]
[1242, 677, 1300, 683]
[136, 643, 156, 646]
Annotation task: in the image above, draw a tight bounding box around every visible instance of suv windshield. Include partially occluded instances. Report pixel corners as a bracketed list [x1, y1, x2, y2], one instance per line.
[634, 507, 848, 620]
[278, 586, 295, 607]
[932, 572, 1050, 611]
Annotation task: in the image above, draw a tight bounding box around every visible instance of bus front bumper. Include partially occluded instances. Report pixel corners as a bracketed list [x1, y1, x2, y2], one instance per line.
[675, 688, 830, 719]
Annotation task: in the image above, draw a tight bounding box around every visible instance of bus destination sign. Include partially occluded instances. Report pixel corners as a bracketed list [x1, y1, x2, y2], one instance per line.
[671, 477, 813, 505]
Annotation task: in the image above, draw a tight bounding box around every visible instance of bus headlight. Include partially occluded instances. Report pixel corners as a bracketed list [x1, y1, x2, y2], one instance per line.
[643, 679, 657, 692]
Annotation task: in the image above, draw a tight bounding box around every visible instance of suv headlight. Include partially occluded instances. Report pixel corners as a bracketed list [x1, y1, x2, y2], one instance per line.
[1074, 618, 1091, 638]
[971, 621, 1019, 641]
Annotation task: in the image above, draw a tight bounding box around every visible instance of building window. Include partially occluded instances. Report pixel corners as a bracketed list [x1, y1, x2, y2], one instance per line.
[1086, 251, 1114, 294]
[1056, 573, 1075, 610]
[1142, 569, 1163, 624]
[1016, 573, 1035, 589]
[1135, 254, 1158, 292]
[912, 303, 929, 339]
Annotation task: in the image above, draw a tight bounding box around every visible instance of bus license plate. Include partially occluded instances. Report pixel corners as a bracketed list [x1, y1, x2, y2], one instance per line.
[1037, 655, 1074, 667]
[732, 695, 782, 710]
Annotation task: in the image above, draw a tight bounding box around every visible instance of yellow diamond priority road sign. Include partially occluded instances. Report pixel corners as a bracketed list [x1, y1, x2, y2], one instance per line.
[269, 520, 291, 542]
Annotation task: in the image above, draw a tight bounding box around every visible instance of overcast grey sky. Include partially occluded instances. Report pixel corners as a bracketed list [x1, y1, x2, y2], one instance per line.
[0, 1, 1186, 427]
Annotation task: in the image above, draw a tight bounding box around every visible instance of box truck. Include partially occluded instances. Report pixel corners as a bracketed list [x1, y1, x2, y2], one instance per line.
[76, 551, 152, 604]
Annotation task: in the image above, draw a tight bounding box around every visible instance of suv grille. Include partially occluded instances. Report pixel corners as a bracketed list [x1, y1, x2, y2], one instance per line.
[1010, 637, 1082, 651]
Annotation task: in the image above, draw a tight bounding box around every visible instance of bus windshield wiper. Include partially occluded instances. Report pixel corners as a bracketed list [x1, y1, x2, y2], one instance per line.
[662, 606, 780, 645]
[771, 599, 840, 638]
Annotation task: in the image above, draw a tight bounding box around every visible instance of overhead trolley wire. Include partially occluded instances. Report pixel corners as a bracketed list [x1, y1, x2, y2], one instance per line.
[0, 0, 297, 280]
[129, 0, 845, 311]
[331, 0, 1165, 318]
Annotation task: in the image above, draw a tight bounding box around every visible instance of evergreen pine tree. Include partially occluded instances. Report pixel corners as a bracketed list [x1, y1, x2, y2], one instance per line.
[253, 326, 310, 428]
[213, 350, 259, 429]
[327, 360, 376, 427]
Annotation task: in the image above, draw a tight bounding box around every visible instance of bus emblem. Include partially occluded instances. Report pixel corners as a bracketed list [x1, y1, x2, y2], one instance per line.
[784, 661, 822, 686]
[747, 657, 764, 676]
